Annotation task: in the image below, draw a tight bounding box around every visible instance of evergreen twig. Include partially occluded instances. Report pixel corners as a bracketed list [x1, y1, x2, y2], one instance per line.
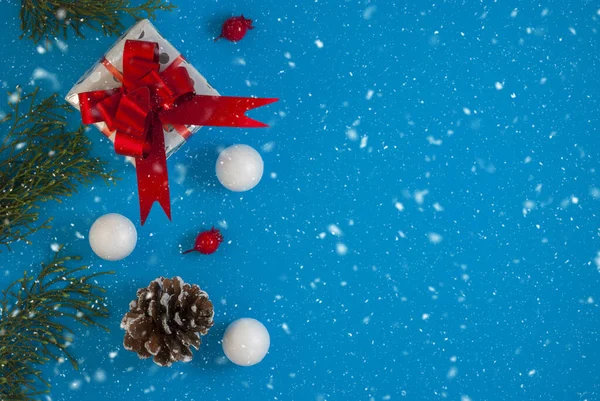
[0, 249, 114, 400]
[0, 87, 115, 250]
[20, 0, 177, 44]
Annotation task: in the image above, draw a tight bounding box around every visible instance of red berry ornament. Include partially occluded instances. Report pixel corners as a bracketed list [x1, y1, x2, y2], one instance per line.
[215, 15, 254, 42]
[183, 228, 224, 255]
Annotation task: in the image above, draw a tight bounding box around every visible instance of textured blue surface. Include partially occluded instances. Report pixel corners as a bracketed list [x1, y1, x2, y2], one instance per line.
[1, 0, 600, 400]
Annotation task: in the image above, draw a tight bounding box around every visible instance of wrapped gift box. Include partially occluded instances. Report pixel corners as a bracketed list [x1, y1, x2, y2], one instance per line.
[66, 19, 219, 160]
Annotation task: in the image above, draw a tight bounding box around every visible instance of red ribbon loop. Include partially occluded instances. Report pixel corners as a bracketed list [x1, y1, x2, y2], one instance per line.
[77, 40, 277, 224]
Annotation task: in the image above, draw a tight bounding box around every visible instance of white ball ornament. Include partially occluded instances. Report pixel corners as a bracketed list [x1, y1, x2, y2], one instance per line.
[222, 318, 270, 366]
[89, 213, 137, 261]
[216, 144, 264, 192]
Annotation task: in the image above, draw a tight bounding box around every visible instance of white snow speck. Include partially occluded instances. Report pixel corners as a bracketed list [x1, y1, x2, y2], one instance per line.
[426, 136, 442, 145]
[8, 92, 20, 104]
[109, 351, 118, 359]
[366, 89, 374, 100]
[281, 323, 291, 334]
[523, 200, 535, 216]
[528, 369, 537, 376]
[422, 313, 430, 320]
[346, 128, 358, 141]
[569, 27, 577, 35]
[50, 243, 60, 252]
[462, 107, 472, 115]
[56, 8, 67, 20]
[174, 163, 187, 185]
[495, 81, 504, 90]
[69, 380, 81, 390]
[54, 38, 68, 52]
[360, 136, 368, 149]
[447, 366, 458, 379]
[315, 39, 324, 48]
[414, 189, 429, 205]
[31, 68, 61, 91]
[395, 202, 405, 212]
[363, 5, 377, 20]
[336, 243, 348, 256]
[262, 142, 276, 152]
[510, 93, 517, 99]
[327, 224, 343, 236]
[510, 8, 518, 18]
[94, 369, 107, 382]
[427, 232, 443, 244]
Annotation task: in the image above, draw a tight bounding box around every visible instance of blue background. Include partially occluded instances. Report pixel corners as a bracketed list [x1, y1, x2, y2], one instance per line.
[1, 0, 599, 400]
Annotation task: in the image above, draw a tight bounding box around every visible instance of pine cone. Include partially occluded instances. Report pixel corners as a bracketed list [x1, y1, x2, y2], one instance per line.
[120, 277, 214, 367]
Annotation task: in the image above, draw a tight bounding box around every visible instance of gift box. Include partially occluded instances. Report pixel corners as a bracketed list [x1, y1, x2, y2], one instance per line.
[66, 19, 276, 224]
[66, 19, 219, 160]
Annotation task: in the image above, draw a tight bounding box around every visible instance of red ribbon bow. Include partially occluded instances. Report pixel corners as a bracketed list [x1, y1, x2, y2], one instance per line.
[78, 40, 277, 224]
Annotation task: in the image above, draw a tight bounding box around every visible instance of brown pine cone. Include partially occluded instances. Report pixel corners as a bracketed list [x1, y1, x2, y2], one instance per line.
[120, 277, 214, 367]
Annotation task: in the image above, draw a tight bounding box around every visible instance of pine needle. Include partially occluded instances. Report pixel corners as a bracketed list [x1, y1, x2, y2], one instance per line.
[0, 87, 115, 250]
[0, 248, 114, 400]
[20, 0, 177, 44]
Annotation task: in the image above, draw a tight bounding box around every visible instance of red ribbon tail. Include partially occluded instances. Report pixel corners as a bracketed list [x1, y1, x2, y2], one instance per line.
[160, 96, 279, 128]
[136, 113, 171, 225]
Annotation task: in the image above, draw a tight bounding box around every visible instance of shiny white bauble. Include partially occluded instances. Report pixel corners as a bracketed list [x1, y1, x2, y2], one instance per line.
[222, 318, 270, 366]
[89, 213, 137, 261]
[216, 145, 264, 192]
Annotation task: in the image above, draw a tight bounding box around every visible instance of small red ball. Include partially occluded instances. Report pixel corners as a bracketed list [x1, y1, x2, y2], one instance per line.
[183, 228, 224, 255]
[215, 15, 254, 42]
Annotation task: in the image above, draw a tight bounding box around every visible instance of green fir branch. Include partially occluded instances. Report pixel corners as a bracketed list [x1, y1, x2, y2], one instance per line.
[20, 0, 177, 43]
[0, 87, 115, 250]
[0, 249, 114, 400]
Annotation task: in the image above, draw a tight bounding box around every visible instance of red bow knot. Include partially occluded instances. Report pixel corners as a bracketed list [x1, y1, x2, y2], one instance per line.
[78, 40, 277, 224]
